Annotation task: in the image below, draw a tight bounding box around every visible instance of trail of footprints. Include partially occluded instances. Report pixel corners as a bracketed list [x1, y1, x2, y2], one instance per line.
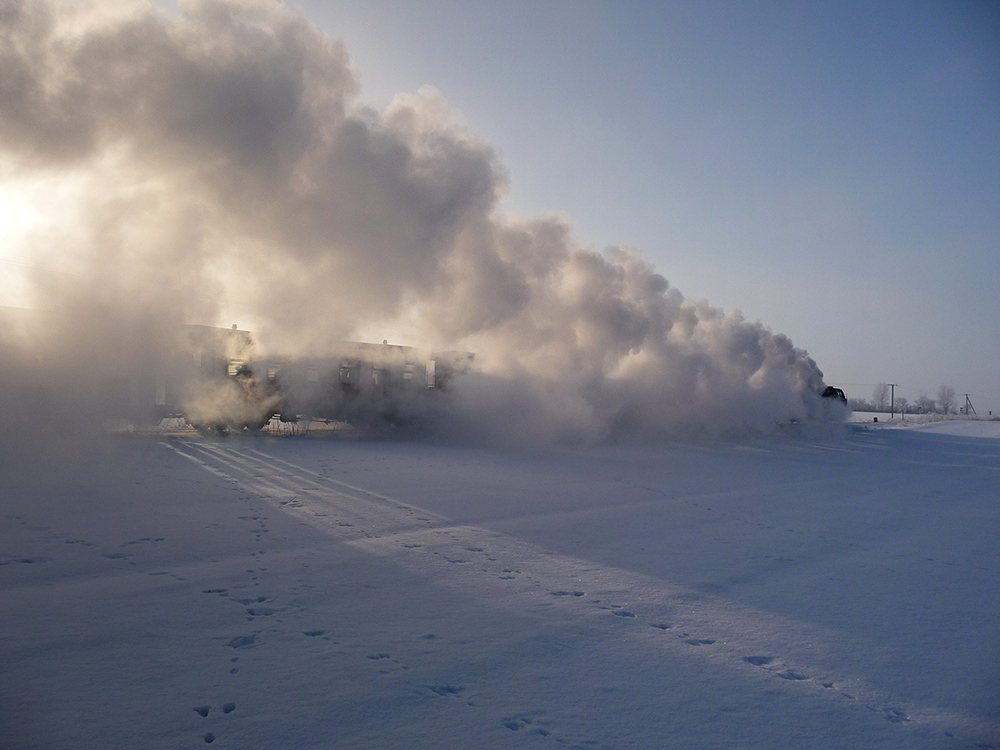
[3, 507, 246, 743]
[169, 440, 921, 743]
[0, 514, 186, 583]
[187, 486, 280, 743]
[191, 703, 237, 744]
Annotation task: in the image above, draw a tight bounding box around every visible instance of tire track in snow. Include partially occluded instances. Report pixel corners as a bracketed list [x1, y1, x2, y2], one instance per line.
[168, 440, 451, 541]
[164, 438, 999, 747]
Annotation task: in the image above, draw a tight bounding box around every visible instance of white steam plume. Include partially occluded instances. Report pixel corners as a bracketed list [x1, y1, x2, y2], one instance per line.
[0, 0, 845, 442]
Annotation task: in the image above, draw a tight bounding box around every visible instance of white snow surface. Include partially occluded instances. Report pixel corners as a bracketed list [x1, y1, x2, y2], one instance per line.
[2, 422, 999, 749]
[897, 420, 1000, 439]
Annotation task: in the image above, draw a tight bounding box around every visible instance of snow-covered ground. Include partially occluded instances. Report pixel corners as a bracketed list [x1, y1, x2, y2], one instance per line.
[850, 412, 1000, 439]
[2, 423, 998, 749]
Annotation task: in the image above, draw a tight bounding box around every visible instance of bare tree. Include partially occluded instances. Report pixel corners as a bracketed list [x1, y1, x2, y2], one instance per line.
[896, 396, 909, 414]
[916, 394, 936, 413]
[937, 385, 956, 414]
[872, 383, 890, 411]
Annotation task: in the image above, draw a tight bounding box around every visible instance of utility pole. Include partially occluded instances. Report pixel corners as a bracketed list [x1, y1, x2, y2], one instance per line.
[890, 383, 898, 419]
[964, 394, 976, 416]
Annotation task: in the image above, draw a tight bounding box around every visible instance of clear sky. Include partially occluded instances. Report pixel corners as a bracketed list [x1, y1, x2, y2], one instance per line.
[285, 0, 1000, 412]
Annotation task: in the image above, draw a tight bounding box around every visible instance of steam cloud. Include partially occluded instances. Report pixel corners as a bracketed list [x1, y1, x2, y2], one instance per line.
[0, 0, 844, 444]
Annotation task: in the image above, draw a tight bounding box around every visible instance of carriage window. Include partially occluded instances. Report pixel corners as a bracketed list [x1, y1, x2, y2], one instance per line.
[339, 360, 356, 382]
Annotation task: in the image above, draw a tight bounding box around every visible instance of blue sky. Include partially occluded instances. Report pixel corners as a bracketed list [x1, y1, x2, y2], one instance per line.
[290, 0, 999, 411]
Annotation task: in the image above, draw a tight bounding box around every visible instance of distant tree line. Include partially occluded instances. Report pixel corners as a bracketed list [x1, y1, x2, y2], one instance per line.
[847, 384, 958, 414]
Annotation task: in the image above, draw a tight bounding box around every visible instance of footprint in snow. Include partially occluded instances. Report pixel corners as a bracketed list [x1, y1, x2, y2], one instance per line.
[882, 707, 910, 723]
[235, 596, 269, 605]
[426, 685, 462, 697]
[777, 670, 809, 681]
[501, 712, 549, 735]
[744, 655, 808, 680]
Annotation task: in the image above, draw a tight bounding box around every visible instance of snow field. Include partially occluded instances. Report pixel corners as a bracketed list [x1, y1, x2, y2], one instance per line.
[2, 424, 999, 748]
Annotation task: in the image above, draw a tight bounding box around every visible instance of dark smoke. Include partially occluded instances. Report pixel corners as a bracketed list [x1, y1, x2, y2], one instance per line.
[0, 0, 845, 444]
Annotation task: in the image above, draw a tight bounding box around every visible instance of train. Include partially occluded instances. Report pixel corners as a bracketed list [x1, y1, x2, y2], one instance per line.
[1, 308, 852, 435]
[155, 325, 474, 435]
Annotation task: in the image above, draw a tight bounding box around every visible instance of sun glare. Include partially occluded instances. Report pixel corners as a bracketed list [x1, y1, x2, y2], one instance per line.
[0, 176, 85, 308]
[0, 184, 41, 240]
[0, 184, 41, 307]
